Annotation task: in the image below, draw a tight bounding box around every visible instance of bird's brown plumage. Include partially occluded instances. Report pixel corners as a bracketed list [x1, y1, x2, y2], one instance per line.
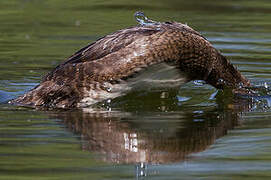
[11, 20, 250, 108]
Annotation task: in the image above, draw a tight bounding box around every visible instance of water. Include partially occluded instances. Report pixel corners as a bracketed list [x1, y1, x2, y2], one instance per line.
[134, 11, 160, 26]
[1, 0, 271, 179]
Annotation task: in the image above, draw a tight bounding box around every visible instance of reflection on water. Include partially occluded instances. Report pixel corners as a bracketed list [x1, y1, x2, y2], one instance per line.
[51, 89, 260, 165]
[59, 109, 237, 164]
[61, 109, 237, 164]
[44, 89, 271, 178]
[1, 0, 271, 179]
[1, 88, 271, 179]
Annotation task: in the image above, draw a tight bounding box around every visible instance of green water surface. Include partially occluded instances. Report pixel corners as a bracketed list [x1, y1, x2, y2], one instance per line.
[1, 0, 271, 179]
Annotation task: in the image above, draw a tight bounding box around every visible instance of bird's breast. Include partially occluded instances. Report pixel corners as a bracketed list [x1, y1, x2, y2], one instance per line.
[79, 62, 188, 107]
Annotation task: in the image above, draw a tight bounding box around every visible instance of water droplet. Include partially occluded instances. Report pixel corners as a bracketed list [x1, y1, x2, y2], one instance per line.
[140, 171, 144, 176]
[134, 11, 160, 26]
[101, 83, 112, 92]
[218, 79, 225, 84]
[106, 87, 112, 92]
[140, 162, 145, 168]
[107, 99, 111, 103]
[136, 162, 147, 177]
[264, 82, 268, 89]
[193, 80, 205, 86]
[238, 82, 245, 89]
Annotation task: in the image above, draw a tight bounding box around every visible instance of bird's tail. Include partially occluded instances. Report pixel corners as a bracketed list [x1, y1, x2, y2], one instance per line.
[10, 81, 78, 109]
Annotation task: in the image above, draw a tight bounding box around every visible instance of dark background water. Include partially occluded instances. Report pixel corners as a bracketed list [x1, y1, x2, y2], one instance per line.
[1, 0, 271, 179]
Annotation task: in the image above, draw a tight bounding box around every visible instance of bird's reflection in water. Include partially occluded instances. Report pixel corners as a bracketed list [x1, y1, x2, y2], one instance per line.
[51, 89, 259, 166]
[48, 87, 271, 178]
[61, 110, 234, 164]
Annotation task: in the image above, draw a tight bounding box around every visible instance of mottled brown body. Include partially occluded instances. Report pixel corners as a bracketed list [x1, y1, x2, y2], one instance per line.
[11, 21, 250, 108]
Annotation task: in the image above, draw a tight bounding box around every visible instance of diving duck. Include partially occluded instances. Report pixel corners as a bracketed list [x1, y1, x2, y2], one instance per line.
[11, 12, 250, 108]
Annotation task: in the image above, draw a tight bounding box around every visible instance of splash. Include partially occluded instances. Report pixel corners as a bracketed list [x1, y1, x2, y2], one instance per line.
[235, 81, 271, 111]
[134, 11, 160, 26]
[237, 81, 271, 97]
